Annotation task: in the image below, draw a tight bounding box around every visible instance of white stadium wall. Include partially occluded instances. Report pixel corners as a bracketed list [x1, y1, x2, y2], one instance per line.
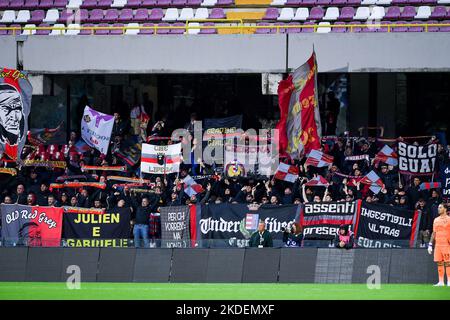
[1, 34, 450, 74]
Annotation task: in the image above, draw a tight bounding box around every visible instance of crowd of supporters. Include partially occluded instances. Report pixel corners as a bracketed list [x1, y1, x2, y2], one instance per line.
[0, 106, 449, 245]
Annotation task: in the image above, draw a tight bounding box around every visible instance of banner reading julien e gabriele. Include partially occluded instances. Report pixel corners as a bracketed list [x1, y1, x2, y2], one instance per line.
[1, 204, 63, 246]
[63, 207, 131, 247]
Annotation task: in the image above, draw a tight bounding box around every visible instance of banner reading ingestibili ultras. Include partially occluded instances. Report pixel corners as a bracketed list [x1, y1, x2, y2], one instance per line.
[1, 204, 63, 246]
[190, 203, 300, 247]
[353, 201, 421, 248]
[300, 201, 357, 241]
[63, 207, 131, 247]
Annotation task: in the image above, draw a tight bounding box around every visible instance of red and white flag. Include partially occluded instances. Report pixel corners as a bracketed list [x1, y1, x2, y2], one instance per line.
[305, 149, 334, 168]
[274, 163, 299, 183]
[374, 145, 398, 166]
[360, 170, 385, 194]
[183, 175, 204, 197]
[305, 175, 329, 187]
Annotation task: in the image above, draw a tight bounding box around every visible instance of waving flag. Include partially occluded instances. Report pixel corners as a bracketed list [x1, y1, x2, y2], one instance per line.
[361, 170, 385, 194]
[276, 52, 322, 159]
[183, 175, 204, 197]
[305, 175, 329, 187]
[141, 143, 181, 174]
[274, 163, 299, 183]
[305, 149, 334, 168]
[0, 68, 32, 161]
[375, 145, 398, 166]
[81, 106, 114, 155]
[245, 213, 260, 230]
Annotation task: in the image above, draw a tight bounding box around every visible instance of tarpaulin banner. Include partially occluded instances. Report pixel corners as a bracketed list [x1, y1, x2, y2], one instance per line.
[300, 201, 357, 240]
[81, 106, 114, 155]
[141, 143, 181, 174]
[159, 205, 190, 248]
[276, 52, 322, 159]
[1, 204, 63, 246]
[441, 164, 450, 197]
[0, 68, 32, 160]
[63, 207, 131, 247]
[353, 201, 420, 248]
[194, 203, 300, 247]
[203, 115, 243, 160]
[398, 141, 437, 175]
[28, 123, 66, 146]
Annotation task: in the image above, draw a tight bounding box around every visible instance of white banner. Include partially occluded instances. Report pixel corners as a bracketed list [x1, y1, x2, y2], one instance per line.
[141, 143, 181, 174]
[81, 106, 114, 155]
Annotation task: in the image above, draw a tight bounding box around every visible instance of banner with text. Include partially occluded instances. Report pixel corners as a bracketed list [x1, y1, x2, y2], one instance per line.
[441, 164, 450, 197]
[300, 201, 357, 241]
[354, 201, 420, 248]
[159, 205, 190, 248]
[1, 204, 63, 246]
[195, 203, 300, 247]
[63, 207, 131, 247]
[398, 141, 437, 175]
[141, 143, 181, 174]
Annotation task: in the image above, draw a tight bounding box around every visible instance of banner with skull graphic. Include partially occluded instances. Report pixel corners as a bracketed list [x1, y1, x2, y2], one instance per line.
[0, 68, 33, 161]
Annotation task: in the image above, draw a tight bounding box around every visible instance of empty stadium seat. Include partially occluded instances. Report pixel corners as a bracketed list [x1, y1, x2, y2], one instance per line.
[301, 21, 314, 32]
[123, 22, 139, 33]
[138, 22, 154, 33]
[439, 19, 450, 30]
[199, 21, 216, 33]
[255, 22, 271, 33]
[348, 20, 361, 31]
[437, 0, 450, 3]
[9, 0, 24, 9]
[309, 6, 324, 20]
[80, 0, 96, 8]
[201, 0, 217, 6]
[430, 6, 447, 19]
[190, 8, 206, 19]
[338, 6, 354, 20]
[187, 21, 200, 33]
[415, 5, 431, 18]
[331, 21, 346, 32]
[125, 0, 141, 6]
[43, 9, 60, 23]
[361, 0, 376, 4]
[15, 10, 30, 23]
[354, 6, 370, 19]
[270, 0, 286, 5]
[384, 6, 400, 19]
[148, 8, 163, 19]
[392, 20, 408, 31]
[170, 22, 185, 34]
[23, 0, 38, 9]
[111, 0, 127, 6]
[400, 6, 416, 19]
[110, 22, 124, 34]
[293, 7, 309, 20]
[209, 7, 225, 18]
[67, 0, 83, 8]
[317, 21, 331, 32]
[39, 0, 53, 8]
[408, 20, 424, 31]
[277, 7, 294, 21]
[263, 7, 279, 19]
[178, 7, 194, 20]
[104, 8, 119, 21]
[54, 0, 68, 7]
[286, 21, 301, 33]
[28, 10, 45, 23]
[87, 8, 104, 22]
[376, 0, 391, 4]
[65, 22, 81, 34]
[369, 6, 385, 19]
[21, 23, 36, 34]
[323, 7, 339, 20]
[162, 8, 179, 21]
[49, 23, 65, 34]
[134, 8, 150, 21]
[36, 23, 51, 35]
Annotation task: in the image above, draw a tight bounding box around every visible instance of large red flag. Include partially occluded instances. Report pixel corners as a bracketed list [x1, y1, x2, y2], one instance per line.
[276, 52, 322, 159]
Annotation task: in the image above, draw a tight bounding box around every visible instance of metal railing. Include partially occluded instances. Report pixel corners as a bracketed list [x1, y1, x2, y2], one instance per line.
[0, 21, 449, 35]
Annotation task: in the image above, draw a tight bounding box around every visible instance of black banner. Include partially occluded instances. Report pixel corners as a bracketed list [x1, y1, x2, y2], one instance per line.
[203, 115, 243, 152]
[300, 201, 357, 241]
[354, 201, 420, 248]
[198, 203, 300, 247]
[441, 164, 450, 198]
[63, 207, 131, 247]
[398, 141, 437, 175]
[159, 205, 190, 248]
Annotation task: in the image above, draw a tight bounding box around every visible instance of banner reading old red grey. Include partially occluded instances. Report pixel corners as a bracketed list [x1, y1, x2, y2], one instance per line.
[1, 204, 63, 246]
[0, 68, 32, 160]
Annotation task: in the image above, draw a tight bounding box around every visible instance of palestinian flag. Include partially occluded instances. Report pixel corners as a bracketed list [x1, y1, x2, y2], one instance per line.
[1, 204, 63, 247]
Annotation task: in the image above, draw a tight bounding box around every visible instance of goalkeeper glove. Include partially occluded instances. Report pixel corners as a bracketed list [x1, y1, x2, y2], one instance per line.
[427, 243, 433, 255]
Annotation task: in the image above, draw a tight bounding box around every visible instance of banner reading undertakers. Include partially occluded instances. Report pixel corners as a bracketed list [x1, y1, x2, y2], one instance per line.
[300, 201, 357, 241]
[159, 205, 190, 248]
[63, 207, 131, 247]
[194, 203, 300, 247]
[1, 204, 63, 246]
[398, 141, 437, 175]
[353, 201, 420, 248]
